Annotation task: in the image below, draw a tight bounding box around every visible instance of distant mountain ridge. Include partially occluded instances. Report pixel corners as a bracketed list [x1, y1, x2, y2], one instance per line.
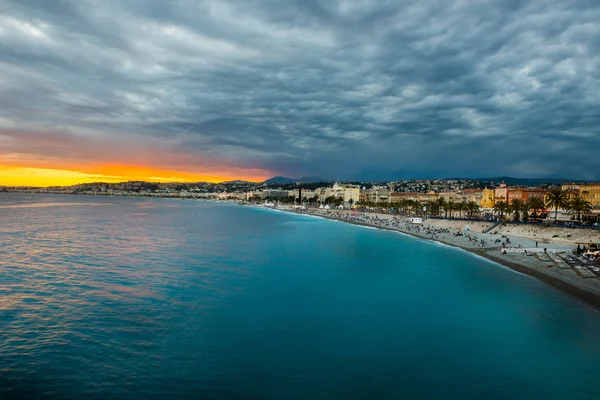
[263, 176, 330, 184]
[221, 180, 254, 184]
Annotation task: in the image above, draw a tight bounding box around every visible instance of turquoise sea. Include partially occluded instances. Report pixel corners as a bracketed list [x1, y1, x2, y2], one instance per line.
[1, 194, 600, 399]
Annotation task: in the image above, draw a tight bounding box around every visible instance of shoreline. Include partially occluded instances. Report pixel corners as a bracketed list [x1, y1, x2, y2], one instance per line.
[3, 192, 599, 311]
[267, 206, 600, 312]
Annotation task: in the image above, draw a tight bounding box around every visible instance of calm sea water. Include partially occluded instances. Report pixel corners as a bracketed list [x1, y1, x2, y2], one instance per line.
[1, 194, 600, 399]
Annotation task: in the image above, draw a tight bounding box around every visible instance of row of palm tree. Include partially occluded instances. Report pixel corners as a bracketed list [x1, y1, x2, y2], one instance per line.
[355, 200, 421, 214]
[491, 189, 593, 222]
[544, 189, 593, 222]
[493, 197, 547, 221]
[313, 188, 593, 223]
[352, 198, 480, 218]
[436, 198, 480, 218]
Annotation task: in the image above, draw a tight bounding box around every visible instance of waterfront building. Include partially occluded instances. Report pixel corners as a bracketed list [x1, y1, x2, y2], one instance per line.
[362, 188, 391, 203]
[389, 191, 438, 203]
[218, 192, 246, 200]
[561, 183, 600, 208]
[580, 184, 600, 208]
[314, 187, 328, 203]
[247, 191, 267, 200]
[494, 182, 509, 203]
[321, 183, 361, 204]
[438, 189, 480, 205]
[389, 192, 419, 202]
[563, 189, 581, 203]
[288, 189, 316, 200]
[507, 187, 547, 203]
[561, 183, 582, 192]
[439, 191, 459, 203]
[359, 191, 366, 203]
[418, 191, 439, 203]
[481, 187, 495, 208]
[266, 189, 289, 199]
[462, 189, 483, 204]
[325, 183, 346, 199]
[343, 185, 361, 204]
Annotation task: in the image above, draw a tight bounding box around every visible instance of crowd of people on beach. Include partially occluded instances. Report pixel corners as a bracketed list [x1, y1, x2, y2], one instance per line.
[295, 209, 522, 250]
[577, 245, 600, 266]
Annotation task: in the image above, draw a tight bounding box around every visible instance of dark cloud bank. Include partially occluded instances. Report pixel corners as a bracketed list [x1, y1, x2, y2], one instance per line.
[1, 0, 599, 180]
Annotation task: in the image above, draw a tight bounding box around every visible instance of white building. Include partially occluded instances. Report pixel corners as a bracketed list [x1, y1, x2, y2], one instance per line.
[288, 188, 316, 200]
[343, 186, 360, 204]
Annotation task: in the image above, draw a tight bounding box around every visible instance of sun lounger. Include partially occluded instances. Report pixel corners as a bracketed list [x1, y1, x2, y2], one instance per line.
[558, 254, 597, 278]
[537, 253, 551, 262]
[547, 253, 571, 270]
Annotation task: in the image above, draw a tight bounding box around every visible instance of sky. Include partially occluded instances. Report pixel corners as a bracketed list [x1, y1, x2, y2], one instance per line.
[1, 0, 600, 186]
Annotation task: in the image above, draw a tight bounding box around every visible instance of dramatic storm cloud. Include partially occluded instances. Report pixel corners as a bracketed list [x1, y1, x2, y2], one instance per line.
[1, 0, 600, 181]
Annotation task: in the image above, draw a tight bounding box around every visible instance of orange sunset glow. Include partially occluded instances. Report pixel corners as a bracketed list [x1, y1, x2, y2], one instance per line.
[0, 165, 270, 187]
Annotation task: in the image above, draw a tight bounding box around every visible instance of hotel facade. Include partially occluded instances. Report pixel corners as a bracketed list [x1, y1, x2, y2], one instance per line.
[561, 183, 600, 208]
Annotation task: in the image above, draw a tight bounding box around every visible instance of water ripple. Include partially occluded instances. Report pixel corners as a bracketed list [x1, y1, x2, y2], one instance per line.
[1, 194, 600, 399]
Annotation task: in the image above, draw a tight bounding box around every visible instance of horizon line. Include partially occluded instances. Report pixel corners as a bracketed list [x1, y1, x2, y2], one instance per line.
[1, 176, 596, 189]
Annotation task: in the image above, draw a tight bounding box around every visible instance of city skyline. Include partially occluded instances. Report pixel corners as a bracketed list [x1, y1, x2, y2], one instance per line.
[2, 0, 600, 186]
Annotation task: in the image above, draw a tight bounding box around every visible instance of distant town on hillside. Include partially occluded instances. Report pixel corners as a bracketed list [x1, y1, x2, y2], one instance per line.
[3, 177, 600, 223]
[0, 176, 563, 196]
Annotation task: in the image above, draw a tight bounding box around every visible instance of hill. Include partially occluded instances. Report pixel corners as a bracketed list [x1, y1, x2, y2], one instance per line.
[263, 176, 329, 184]
[475, 177, 590, 186]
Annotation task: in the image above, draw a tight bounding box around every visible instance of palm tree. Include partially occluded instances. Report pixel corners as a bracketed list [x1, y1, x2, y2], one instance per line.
[545, 189, 569, 222]
[460, 200, 469, 217]
[393, 202, 403, 214]
[456, 201, 465, 218]
[423, 201, 430, 216]
[510, 199, 525, 221]
[494, 201, 509, 220]
[389, 202, 397, 212]
[397, 200, 406, 214]
[527, 197, 545, 220]
[568, 195, 593, 222]
[446, 200, 455, 218]
[437, 198, 447, 217]
[467, 201, 479, 218]
[427, 200, 438, 216]
[413, 200, 422, 215]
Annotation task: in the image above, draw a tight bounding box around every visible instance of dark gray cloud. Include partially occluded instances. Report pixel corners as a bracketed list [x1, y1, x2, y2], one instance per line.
[1, 0, 599, 180]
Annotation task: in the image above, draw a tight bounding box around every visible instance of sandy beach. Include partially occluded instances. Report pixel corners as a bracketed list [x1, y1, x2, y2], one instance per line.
[265, 205, 600, 310]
